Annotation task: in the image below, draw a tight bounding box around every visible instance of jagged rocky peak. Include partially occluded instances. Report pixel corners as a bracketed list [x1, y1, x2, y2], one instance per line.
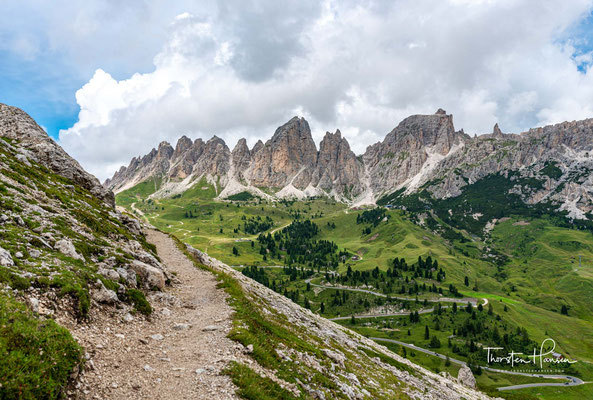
[362, 109, 463, 196]
[232, 138, 250, 155]
[251, 139, 264, 155]
[247, 116, 318, 189]
[173, 135, 193, 159]
[492, 123, 503, 138]
[318, 130, 352, 164]
[0, 103, 115, 206]
[388, 109, 458, 153]
[231, 138, 251, 176]
[195, 135, 231, 177]
[313, 129, 365, 197]
[156, 141, 174, 159]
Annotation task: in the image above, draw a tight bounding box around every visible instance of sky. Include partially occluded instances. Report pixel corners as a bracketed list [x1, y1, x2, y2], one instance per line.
[2, 0, 593, 181]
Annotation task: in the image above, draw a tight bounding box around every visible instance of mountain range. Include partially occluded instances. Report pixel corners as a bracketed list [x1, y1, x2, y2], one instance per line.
[105, 109, 593, 220]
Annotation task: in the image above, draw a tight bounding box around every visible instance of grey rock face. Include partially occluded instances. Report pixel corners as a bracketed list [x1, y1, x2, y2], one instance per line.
[0, 103, 115, 206]
[129, 260, 165, 290]
[247, 117, 318, 189]
[457, 365, 476, 388]
[250, 140, 264, 156]
[363, 109, 464, 196]
[492, 123, 503, 138]
[0, 246, 14, 267]
[92, 280, 119, 304]
[311, 130, 365, 197]
[231, 138, 251, 182]
[54, 239, 83, 261]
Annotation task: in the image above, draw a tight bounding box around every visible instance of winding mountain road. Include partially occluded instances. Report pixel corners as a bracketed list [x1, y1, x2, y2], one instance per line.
[370, 337, 584, 391]
[305, 278, 484, 307]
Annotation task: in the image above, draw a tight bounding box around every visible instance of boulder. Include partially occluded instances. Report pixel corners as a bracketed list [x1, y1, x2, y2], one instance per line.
[129, 260, 165, 290]
[98, 266, 120, 281]
[117, 267, 137, 287]
[92, 280, 119, 304]
[457, 365, 476, 388]
[54, 239, 83, 261]
[0, 246, 14, 267]
[27, 296, 39, 313]
[121, 215, 142, 236]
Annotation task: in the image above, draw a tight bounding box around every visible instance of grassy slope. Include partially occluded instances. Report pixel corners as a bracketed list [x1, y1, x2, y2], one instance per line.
[120, 178, 345, 265]
[117, 179, 593, 397]
[0, 293, 82, 399]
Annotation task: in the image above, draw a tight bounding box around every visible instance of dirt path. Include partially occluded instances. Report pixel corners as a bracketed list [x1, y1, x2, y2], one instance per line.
[71, 230, 243, 399]
[130, 202, 149, 224]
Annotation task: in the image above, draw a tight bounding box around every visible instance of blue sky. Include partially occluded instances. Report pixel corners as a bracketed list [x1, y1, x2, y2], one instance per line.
[562, 9, 593, 72]
[0, 50, 78, 138]
[2, 1, 593, 180]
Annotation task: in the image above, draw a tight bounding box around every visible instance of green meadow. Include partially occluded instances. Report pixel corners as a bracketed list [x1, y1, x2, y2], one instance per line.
[116, 179, 593, 396]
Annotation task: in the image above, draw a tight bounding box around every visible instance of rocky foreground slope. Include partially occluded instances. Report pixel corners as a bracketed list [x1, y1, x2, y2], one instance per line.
[106, 109, 593, 219]
[0, 104, 171, 397]
[0, 104, 494, 398]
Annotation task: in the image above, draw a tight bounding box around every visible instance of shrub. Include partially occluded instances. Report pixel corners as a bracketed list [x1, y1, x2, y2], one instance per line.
[126, 289, 152, 315]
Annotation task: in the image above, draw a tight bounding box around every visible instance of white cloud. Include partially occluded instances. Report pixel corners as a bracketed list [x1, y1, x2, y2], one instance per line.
[56, 0, 593, 180]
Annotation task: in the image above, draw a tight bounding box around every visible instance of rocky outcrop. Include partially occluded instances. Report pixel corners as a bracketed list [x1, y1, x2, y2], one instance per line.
[231, 138, 251, 182]
[92, 280, 119, 304]
[0, 246, 14, 267]
[247, 117, 318, 189]
[54, 239, 84, 261]
[129, 260, 166, 290]
[457, 365, 477, 388]
[168, 136, 193, 179]
[0, 103, 115, 206]
[251, 140, 264, 156]
[363, 109, 465, 196]
[311, 130, 365, 197]
[492, 123, 503, 138]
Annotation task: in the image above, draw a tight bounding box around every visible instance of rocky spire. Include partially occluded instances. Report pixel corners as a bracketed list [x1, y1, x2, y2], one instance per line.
[247, 116, 318, 189]
[156, 141, 174, 160]
[312, 130, 365, 197]
[232, 138, 251, 177]
[492, 123, 503, 138]
[173, 136, 193, 159]
[251, 140, 264, 155]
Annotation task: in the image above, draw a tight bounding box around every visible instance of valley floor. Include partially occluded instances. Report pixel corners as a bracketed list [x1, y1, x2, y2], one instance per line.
[67, 230, 245, 399]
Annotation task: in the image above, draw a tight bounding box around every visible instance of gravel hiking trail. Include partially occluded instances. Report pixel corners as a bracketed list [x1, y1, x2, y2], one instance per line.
[71, 229, 244, 399]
